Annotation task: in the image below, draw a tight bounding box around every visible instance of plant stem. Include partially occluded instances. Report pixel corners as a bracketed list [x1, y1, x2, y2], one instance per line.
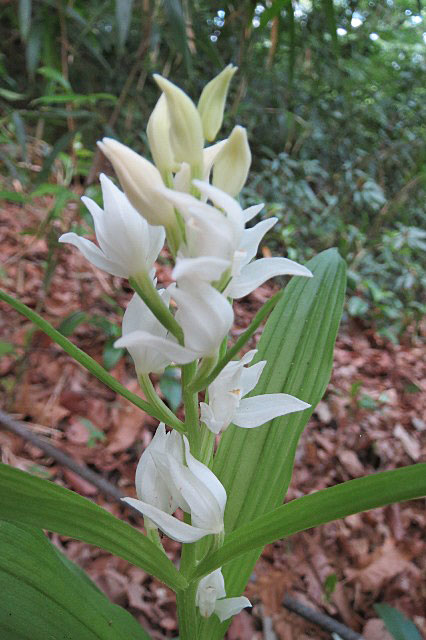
[182, 362, 200, 457]
[139, 374, 185, 432]
[129, 274, 184, 344]
[191, 289, 284, 393]
[176, 581, 199, 640]
[0, 289, 164, 421]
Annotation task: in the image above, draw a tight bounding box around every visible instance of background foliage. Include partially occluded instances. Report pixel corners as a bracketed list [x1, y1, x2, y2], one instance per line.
[1, 0, 425, 341]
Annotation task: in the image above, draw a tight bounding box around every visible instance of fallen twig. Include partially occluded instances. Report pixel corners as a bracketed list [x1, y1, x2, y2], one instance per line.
[0, 409, 129, 506]
[283, 594, 365, 640]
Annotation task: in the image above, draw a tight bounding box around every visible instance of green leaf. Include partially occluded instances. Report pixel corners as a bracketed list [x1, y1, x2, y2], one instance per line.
[25, 22, 42, 81]
[0, 341, 15, 356]
[0, 88, 27, 101]
[115, 0, 134, 53]
[78, 417, 106, 447]
[0, 521, 151, 639]
[58, 310, 88, 336]
[103, 339, 125, 370]
[32, 93, 117, 106]
[374, 603, 423, 640]
[163, 0, 192, 75]
[200, 248, 346, 638]
[192, 464, 426, 579]
[18, 0, 32, 42]
[12, 112, 27, 162]
[321, 0, 338, 52]
[0, 463, 187, 592]
[37, 66, 72, 91]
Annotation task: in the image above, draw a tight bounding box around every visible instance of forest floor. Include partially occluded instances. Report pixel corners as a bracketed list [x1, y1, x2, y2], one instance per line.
[1, 196, 425, 639]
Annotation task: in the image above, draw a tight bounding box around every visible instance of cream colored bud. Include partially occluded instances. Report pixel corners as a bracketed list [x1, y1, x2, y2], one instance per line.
[98, 137, 175, 227]
[198, 64, 237, 142]
[147, 93, 178, 176]
[212, 126, 251, 197]
[153, 74, 203, 172]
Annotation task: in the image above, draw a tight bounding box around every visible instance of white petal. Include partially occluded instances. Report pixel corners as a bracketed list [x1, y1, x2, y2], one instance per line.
[58, 233, 127, 277]
[214, 597, 252, 622]
[240, 360, 267, 397]
[161, 455, 223, 533]
[243, 203, 264, 223]
[200, 402, 222, 435]
[171, 282, 233, 356]
[203, 140, 227, 181]
[114, 330, 198, 364]
[122, 498, 210, 542]
[239, 217, 277, 267]
[227, 257, 313, 299]
[234, 394, 310, 428]
[173, 257, 230, 283]
[183, 437, 227, 513]
[122, 293, 171, 374]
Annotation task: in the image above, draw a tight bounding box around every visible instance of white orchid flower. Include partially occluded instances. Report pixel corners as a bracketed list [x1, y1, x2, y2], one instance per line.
[59, 174, 165, 279]
[171, 279, 234, 357]
[115, 278, 233, 364]
[147, 93, 178, 177]
[200, 350, 310, 434]
[158, 180, 245, 284]
[123, 433, 226, 543]
[224, 203, 313, 299]
[121, 292, 172, 375]
[153, 75, 204, 172]
[212, 125, 251, 197]
[173, 140, 227, 194]
[97, 138, 176, 228]
[197, 64, 237, 142]
[196, 568, 251, 622]
[131, 423, 183, 531]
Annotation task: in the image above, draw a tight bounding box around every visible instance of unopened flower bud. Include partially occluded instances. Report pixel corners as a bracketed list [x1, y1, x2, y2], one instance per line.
[153, 75, 203, 173]
[147, 93, 178, 177]
[98, 138, 175, 227]
[212, 125, 251, 197]
[198, 64, 237, 142]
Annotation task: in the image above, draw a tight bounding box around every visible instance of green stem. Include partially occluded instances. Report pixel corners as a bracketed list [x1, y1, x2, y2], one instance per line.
[182, 362, 200, 457]
[176, 581, 199, 640]
[129, 274, 184, 345]
[139, 374, 185, 432]
[188, 353, 218, 392]
[191, 290, 284, 393]
[0, 289, 163, 421]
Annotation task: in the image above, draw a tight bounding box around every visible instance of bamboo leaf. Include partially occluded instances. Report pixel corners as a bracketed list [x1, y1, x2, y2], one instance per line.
[0, 463, 187, 592]
[200, 248, 346, 638]
[192, 464, 426, 579]
[115, 0, 134, 53]
[374, 603, 423, 640]
[0, 521, 151, 639]
[321, 0, 338, 52]
[18, 0, 32, 41]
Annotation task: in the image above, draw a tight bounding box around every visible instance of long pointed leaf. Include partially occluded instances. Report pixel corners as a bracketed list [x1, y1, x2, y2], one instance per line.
[200, 248, 346, 637]
[192, 464, 426, 579]
[0, 463, 186, 591]
[0, 521, 151, 639]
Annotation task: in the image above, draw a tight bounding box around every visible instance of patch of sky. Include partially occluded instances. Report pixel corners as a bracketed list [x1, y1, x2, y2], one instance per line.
[252, 15, 261, 27]
[351, 12, 364, 28]
[369, 32, 379, 41]
[255, 4, 265, 14]
[337, 27, 347, 36]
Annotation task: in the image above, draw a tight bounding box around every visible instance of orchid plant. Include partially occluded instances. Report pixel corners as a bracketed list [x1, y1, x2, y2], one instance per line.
[0, 67, 424, 640]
